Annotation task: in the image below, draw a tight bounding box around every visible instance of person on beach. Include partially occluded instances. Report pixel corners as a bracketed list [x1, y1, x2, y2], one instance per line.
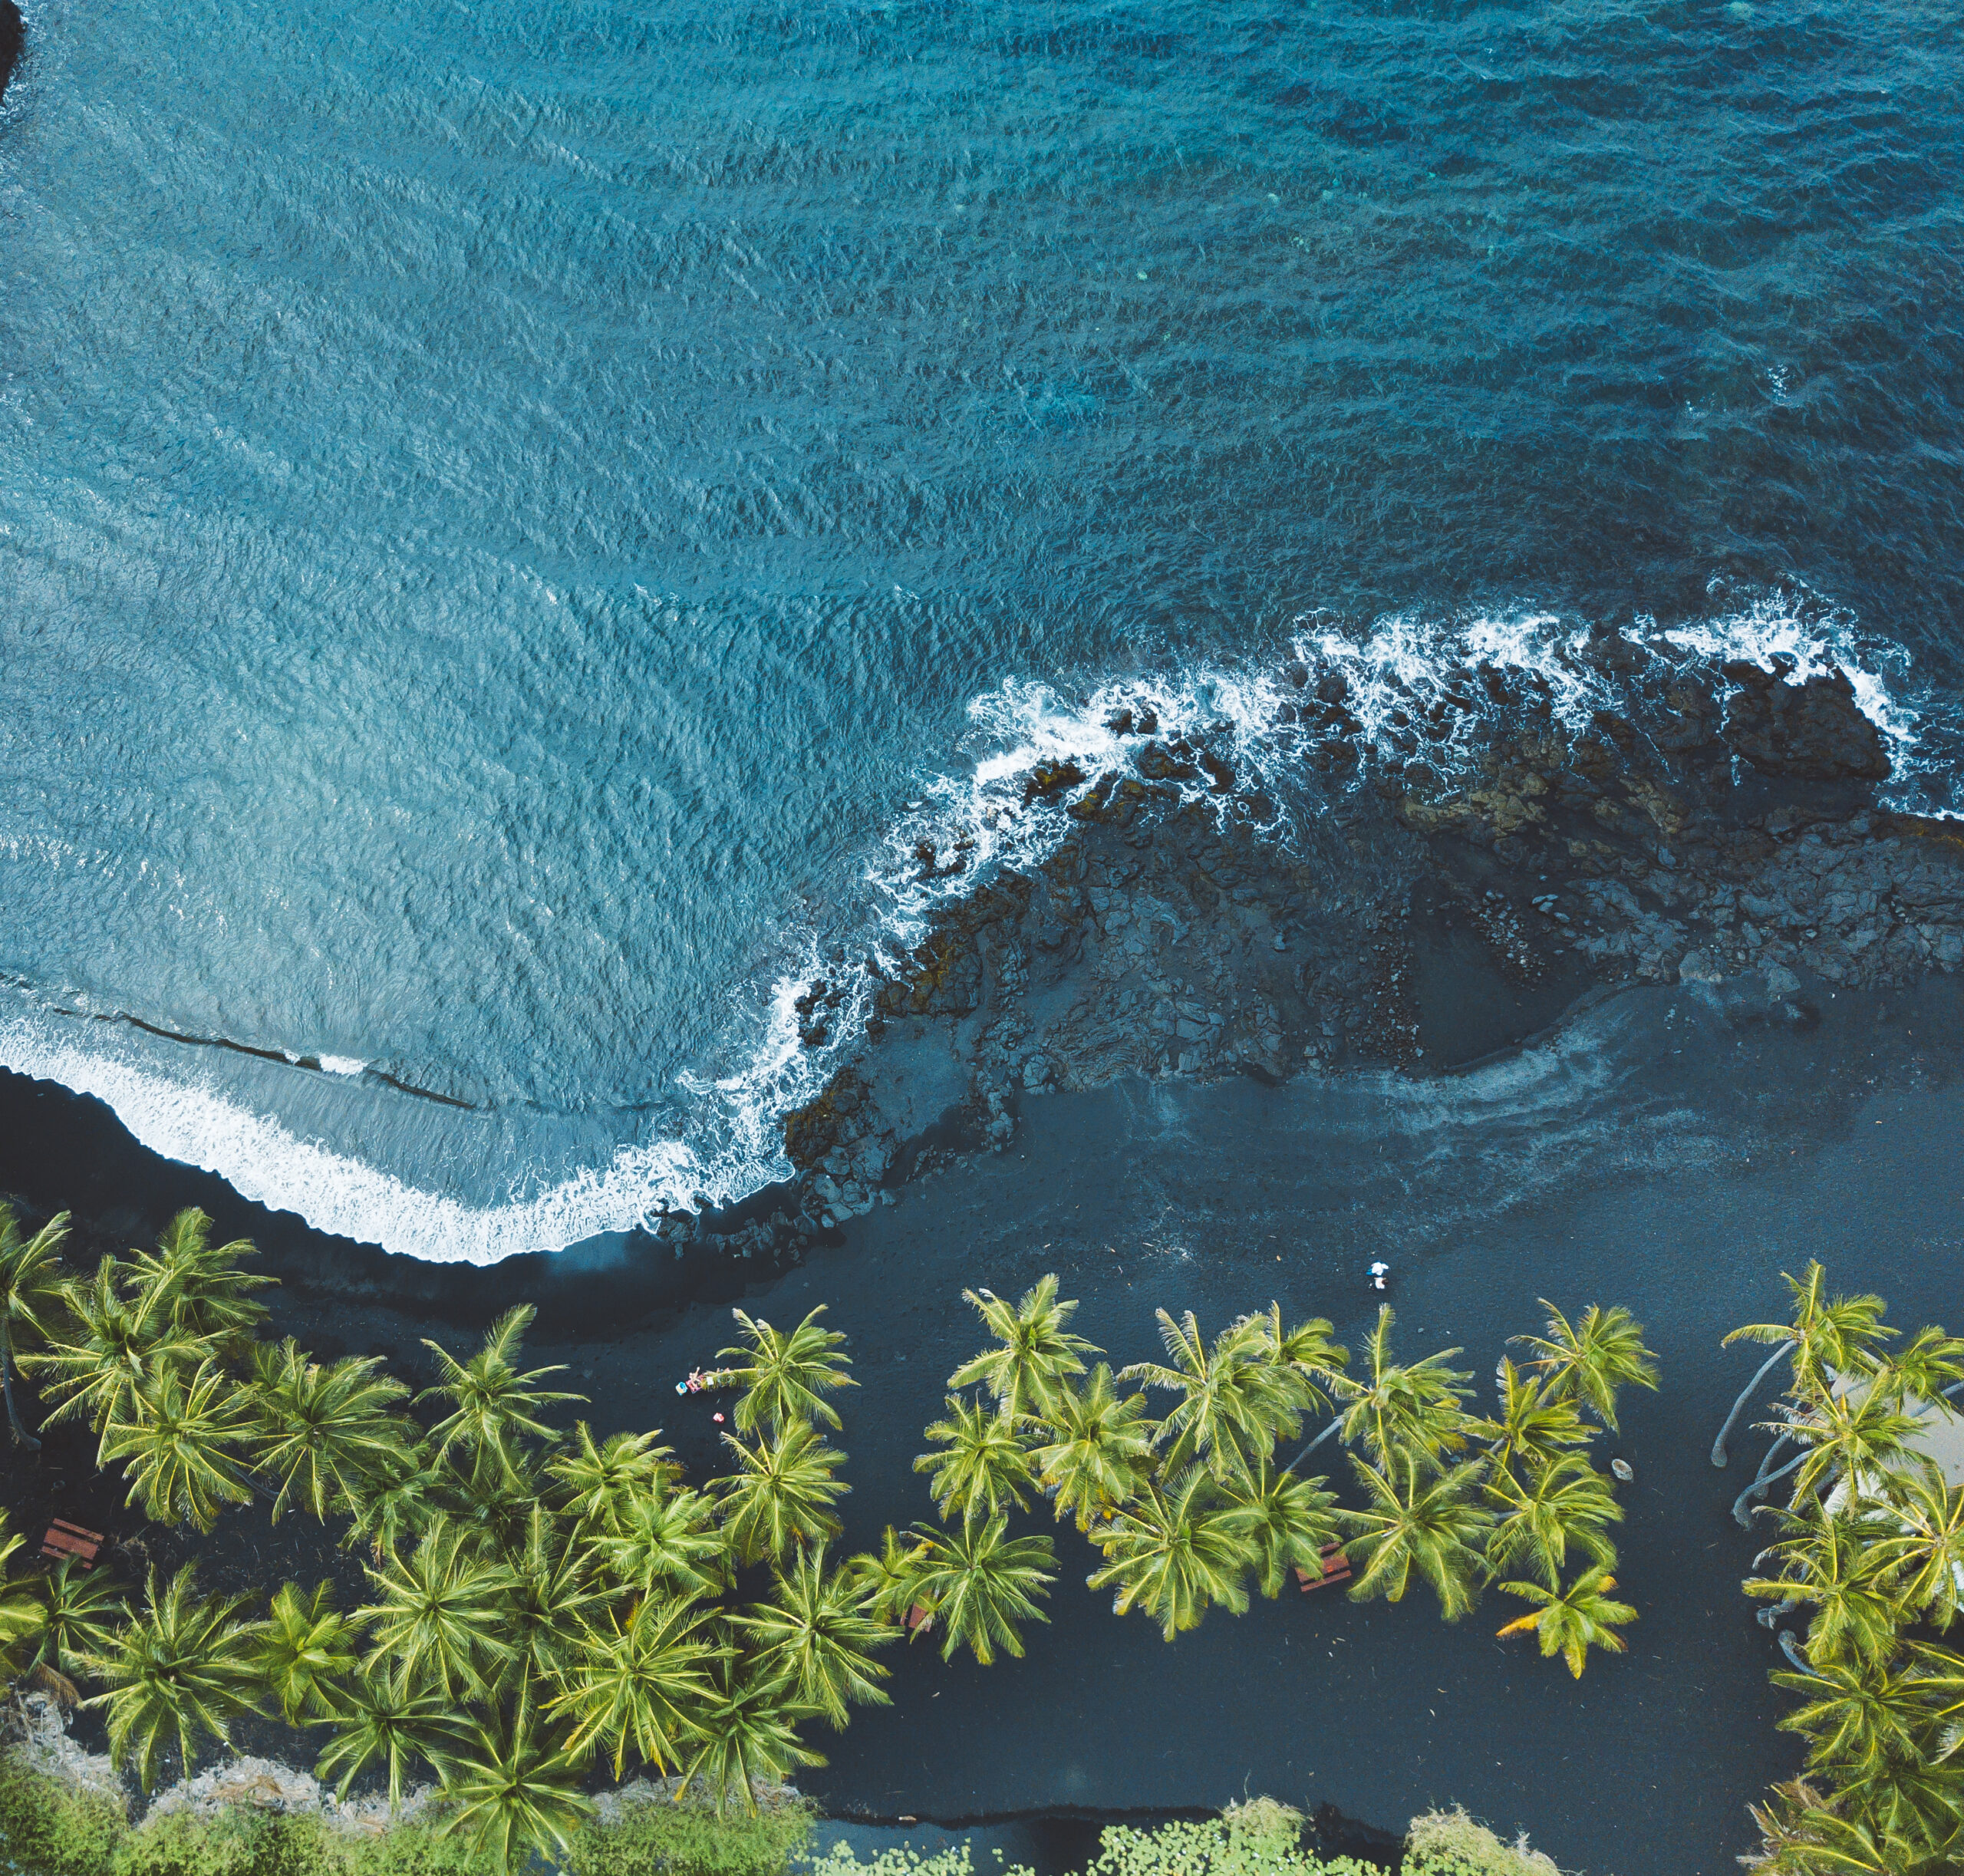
[1369, 1261, 1389, 1291]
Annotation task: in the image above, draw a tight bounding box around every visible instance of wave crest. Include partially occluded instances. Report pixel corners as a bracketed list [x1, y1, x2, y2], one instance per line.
[0, 593, 1934, 1263]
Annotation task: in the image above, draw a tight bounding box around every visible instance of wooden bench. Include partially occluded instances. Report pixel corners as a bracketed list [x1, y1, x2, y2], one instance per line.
[1295, 1541, 1352, 1593]
[40, 1520, 103, 1567]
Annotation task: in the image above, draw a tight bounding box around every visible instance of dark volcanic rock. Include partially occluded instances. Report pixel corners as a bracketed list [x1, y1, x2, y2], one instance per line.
[0, 0, 19, 104]
[1722, 660, 1891, 781]
[770, 633, 1963, 1230]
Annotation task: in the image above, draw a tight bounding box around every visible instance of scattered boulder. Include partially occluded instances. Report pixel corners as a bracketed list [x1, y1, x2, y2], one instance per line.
[1722, 661, 1890, 781]
[1678, 948, 1723, 985]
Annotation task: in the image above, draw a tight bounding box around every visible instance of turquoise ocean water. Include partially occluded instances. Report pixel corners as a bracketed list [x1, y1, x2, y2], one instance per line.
[1, 0, 1960, 1258]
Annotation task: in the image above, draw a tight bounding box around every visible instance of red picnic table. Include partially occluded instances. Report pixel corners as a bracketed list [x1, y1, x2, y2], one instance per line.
[1295, 1541, 1352, 1593]
[40, 1520, 103, 1567]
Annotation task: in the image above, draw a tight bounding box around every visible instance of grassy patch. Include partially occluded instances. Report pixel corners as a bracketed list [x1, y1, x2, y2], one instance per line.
[0, 1759, 494, 1876]
[1403, 1808, 1570, 1876]
[561, 1798, 815, 1876]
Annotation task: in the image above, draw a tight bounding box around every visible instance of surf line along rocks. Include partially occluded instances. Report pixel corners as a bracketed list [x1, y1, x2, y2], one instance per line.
[776, 638, 1964, 1230]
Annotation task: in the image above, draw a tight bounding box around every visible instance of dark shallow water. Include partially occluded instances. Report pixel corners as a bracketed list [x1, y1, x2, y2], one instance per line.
[4, 974, 1962, 1872]
[2, 0, 1962, 1258]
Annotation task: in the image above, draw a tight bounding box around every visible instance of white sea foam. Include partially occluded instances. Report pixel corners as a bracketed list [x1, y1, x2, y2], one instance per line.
[868, 595, 1926, 951]
[1653, 590, 1919, 770]
[0, 598, 1931, 1264]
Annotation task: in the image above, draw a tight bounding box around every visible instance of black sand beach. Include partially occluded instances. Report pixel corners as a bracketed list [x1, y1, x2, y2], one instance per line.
[5, 966, 1962, 1874]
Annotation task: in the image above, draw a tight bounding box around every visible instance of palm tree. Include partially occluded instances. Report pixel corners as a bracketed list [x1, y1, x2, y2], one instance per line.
[256, 1581, 358, 1723]
[1027, 1363, 1156, 1531]
[546, 1423, 676, 1537]
[1902, 1637, 1964, 1747]
[79, 1564, 263, 1790]
[123, 1208, 275, 1347]
[549, 1594, 715, 1778]
[914, 1394, 1034, 1522]
[25, 1255, 199, 1453]
[98, 1355, 258, 1531]
[343, 1443, 441, 1563]
[1715, 1264, 1894, 1466]
[440, 1443, 544, 1564]
[1220, 1459, 1341, 1600]
[1086, 1467, 1251, 1639]
[314, 1667, 466, 1805]
[0, 1205, 68, 1447]
[947, 1276, 1098, 1423]
[720, 1306, 856, 1434]
[1514, 1301, 1657, 1433]
[1244, 1302, 1349, 1417]
[1743, 1779, 1949, 1876]
[433, 1684, 595, 1871]
[1472, 1360, 1593, 1480]
[843, 1527, 929, 1630]
[0, 1516, 46, 1675]
[420, 1305, 585, 1481]
[1340, 1452, 1492, 1620]
[715, 1419, 849, 1564]
[30, 1556, 126, 1683]
[1121, 1311, 1295, 1483]
[249, 1339, 412, 1524]
[359, 1518, 516, 1699]
[675, 1644, 824, 1816]
[1296, 1307, 1473, 1472]
[596, 1485, 727, 1601]
[1887, 1326, 1964, 1405]
[499, 1505, 605, 1693]
[1495, 1565, 1636, 1677]
[1784, 1378, 1930, 1511]
[1879, 1474, 1964, 1632]
[909, 1512, 1056, 1664]
[1748, 1512, 1904, 1672]
[1823, 1756, 1964, 1868]
[1483, 1452, 1622, 1589]
[739, 1547, 891, 1728]
[1772, 1655, 1929, 1777]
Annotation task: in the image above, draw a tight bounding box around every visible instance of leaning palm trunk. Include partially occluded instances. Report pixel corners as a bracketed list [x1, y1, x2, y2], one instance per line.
[1734, 1446, 1811, 1527]
[1280, 1416, 1344, 1477]
[1712, 1346, 1789, 1466]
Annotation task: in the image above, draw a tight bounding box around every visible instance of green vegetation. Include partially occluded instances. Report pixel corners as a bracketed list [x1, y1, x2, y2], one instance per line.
[911, 1283, 1652, 1673]
[0, 1208, 893, 1869]
[0, 1754, 489, 1876]
[1723, 1266, 1964, 1871]
[560, 1795, 813, 1876]
[0, 1198, 1641, 1874]
[801, 1799, 1577, 1876]
[1402, 1805, 1564, 1875]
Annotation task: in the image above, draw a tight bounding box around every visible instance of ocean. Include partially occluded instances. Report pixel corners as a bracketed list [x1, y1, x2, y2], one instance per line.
[1, 0, 1960, 1261]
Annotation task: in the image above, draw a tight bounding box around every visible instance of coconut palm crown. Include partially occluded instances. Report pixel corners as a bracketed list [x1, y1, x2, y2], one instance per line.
[720, 1305, 856, 1433]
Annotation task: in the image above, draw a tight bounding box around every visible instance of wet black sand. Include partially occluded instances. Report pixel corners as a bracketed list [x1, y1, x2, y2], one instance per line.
[3, 974, 1963, 1874]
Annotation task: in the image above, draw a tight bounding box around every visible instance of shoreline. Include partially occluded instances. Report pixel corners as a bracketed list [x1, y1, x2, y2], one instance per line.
[3, 641, 1958, 1269]
[8, 964, 1964, 1870]
[2, 652, 1962, 1872]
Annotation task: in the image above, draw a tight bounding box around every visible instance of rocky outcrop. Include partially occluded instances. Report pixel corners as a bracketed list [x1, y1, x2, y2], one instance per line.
[761, 638, 1964, 1231]
[0, 0, 21, 105]
[1722, 658, 1890, 780]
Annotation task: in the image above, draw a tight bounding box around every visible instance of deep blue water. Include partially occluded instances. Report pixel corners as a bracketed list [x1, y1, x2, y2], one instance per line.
[1, 0, 1960, 1258]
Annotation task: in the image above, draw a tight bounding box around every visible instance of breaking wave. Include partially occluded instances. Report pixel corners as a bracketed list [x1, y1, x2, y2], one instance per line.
[0, 594, 1938, 1264]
